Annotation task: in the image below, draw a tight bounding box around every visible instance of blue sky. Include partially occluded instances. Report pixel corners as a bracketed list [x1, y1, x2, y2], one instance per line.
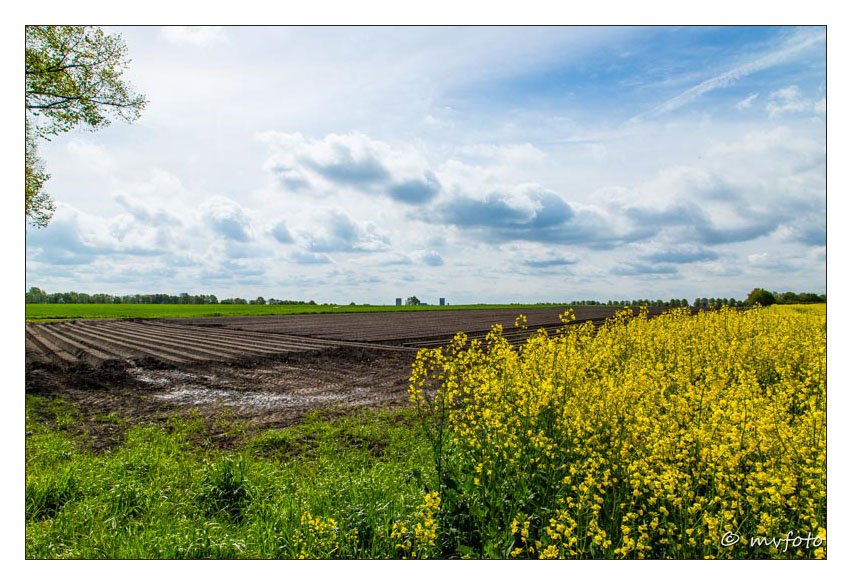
[25, 25, 826, 303]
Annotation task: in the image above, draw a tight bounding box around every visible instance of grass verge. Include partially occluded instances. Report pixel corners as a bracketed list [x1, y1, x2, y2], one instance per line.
[26, 397, 434, 559]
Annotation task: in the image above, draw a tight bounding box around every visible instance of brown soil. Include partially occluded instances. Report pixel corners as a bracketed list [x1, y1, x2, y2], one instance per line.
[26, 346, 414, 450]
[25, 306, 671, 449]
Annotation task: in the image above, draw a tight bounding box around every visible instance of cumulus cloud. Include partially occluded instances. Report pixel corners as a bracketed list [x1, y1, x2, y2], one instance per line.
[266, 162, 311, 191]
[270, 221, 294, 244]
[26, 205, 165, 266]
[618, 147, 824, 250]
[624, 202, 780, 246]
[302, 209, 389, 253]
[388, 171, 441, 204]
[427, 184, 637, 249]
[304, 146, 389, 186]
[437, 187, 572, 229]
[115, 193, 182, 227]
[27, 214, 100, 266]
[259, 131, 441, 204]
[203, 197, 253, 242]
[258, 126, 821, 261]
[643, 166, 738, 204]
[766, 85, 811, 117]
[698, 216, 782, 245]
[160, 26, 227, 46]
[430, 184, 577, 238]
[413, 250, 444, 266]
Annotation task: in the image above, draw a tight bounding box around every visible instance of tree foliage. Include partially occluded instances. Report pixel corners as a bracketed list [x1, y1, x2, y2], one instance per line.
[25, 26, 147, 227]
[405, 296, 421, 306]
[26, 26, 147, 137]
[25, 122, 54, 228]
[745, 288, 776, 307]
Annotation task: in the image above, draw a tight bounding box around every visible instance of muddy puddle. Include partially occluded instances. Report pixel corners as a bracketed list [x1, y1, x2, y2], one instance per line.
[27, 347, 415, 448]
[126, 359, 407, 411]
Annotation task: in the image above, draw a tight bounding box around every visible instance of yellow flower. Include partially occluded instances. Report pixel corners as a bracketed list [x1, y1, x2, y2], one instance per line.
[407, 304, 825, 560]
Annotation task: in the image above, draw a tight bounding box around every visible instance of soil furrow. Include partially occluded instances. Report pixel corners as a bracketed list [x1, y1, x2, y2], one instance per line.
[77, 321, 261, 360]
[112, 321, 341, 354]
[101, 322, 299, 355]
[32, 323, 116, 363]
[26, 326, 79, 363]
[64, 322, 207, 363]
[25, 335, 48, 361]
[59, 322, 157, 360]
[143, 321, 414, 352]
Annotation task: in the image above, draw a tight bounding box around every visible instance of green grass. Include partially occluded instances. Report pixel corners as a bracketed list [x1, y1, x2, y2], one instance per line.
[26, 302, 571, 321]
[26, 395, 435, 559]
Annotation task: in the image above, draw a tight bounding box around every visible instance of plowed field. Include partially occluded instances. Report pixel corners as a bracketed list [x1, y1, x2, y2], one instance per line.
[157, 305, 654, 348]
[25, 306, 670, 444]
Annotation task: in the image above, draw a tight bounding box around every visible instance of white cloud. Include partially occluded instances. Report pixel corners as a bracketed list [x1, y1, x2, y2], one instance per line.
[26, 203, 169, 267]
[259, 131, 440, 204]
[635, 28, 825, 120]
[747, 252, 792, 271]
[270, 221, 294, 244]
[412, 250, 444, 266]
[766, 85, 811, 117]
[114, 193, 182, 226]
[25, 27, 825, 302]
[65, 140, 114, 174]
[300, 209, 390, 253]
[203, 197, 253, 242]
[160, 26, 227, 47]
[736, 93, 759, 110]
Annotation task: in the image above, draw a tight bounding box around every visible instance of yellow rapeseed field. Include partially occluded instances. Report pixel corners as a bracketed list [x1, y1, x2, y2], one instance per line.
[408, 305, 826, 559]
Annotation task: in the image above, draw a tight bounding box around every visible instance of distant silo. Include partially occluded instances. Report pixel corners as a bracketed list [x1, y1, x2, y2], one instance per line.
[439, 298, 445, 306]
[395, 298, 402, 306]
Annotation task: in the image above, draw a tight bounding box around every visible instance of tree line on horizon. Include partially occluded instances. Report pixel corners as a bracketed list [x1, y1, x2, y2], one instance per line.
[24, 288, 315, 306]
[26, 287, 825, 307]
[581, 288, 825, 308]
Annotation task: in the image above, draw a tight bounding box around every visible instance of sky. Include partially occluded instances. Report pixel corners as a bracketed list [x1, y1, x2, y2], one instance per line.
[24, 25, 827, 304]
